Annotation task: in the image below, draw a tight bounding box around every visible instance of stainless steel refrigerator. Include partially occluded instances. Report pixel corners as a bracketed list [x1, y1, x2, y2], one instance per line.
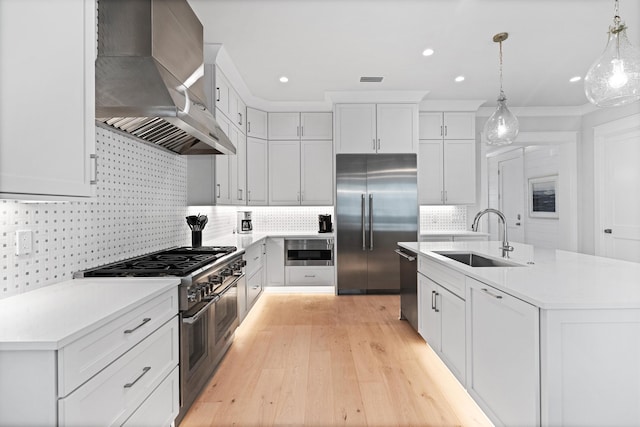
[336, 154, 418, 294]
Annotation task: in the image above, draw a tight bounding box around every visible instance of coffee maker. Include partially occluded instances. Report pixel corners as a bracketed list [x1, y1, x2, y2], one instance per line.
[318, 214, 332, 233]
[237, 211, 253, 234]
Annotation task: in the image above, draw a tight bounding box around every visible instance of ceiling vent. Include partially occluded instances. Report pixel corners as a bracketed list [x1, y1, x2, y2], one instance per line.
[360, 76, 384, 83]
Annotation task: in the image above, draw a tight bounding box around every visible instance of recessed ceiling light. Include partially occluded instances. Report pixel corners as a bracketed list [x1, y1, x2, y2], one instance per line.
[569, 76, 582, 83]
[455, 75, 465, 82]
[279, 76, 289, 83]
[422, 48, 435, 57]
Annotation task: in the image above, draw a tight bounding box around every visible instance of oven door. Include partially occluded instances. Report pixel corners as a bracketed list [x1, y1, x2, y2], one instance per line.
[285, 239, 334, 266]
[180, 299, 215, 409]
[211, 275, 241, 366]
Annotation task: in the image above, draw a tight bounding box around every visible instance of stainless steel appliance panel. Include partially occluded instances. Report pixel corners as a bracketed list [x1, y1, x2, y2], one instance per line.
[285, 239, 334, 266]
[336, 155, 369, 292]
[367, 154, 418, 290]
[397, 247, 418, 330]
[336, 154, 417, 293]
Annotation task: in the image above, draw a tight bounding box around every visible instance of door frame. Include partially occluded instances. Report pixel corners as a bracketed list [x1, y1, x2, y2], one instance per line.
[594, 113, 640, 257]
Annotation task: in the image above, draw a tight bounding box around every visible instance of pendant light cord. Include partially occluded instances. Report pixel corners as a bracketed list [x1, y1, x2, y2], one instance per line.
[499, 40, 504, 94]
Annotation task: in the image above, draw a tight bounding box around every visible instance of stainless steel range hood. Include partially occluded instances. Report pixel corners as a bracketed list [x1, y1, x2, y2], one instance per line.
[96, 0, 235, 155]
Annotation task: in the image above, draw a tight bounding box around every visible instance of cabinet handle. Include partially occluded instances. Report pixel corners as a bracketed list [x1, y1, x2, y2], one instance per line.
[124, 366, 151, 389]
[90, 154, 98, 185]
[434, 292, 440, 312]
[252, 285, 261, 290]
[377, 138, 380, 150]
[297, 192, 300, 201]
[124, 317, 151, 334]
[254, 256, 260, 261]
[604, 229, 613, 234]
[440, 190, 444, 203]
[481, 288, 503, 299]
[444, 125, 448, 136]
[248, 122, 251, 133]
[431, 290, 436, 310]
[372, 138, 376, 151]
[216, 87, 221, 102]
[238, 112, 243, 126]
[217, 184, 221, 198]
[304, 274, 316, 278]
[297, 126, 300, 137]
[440, 125, 443, 137]
[247, 190, 251, 202]
[301, 126, 304, 137]
[238, 189, 243, 200]
[300, 192, 304, 202]
[444, 191, 447, 202]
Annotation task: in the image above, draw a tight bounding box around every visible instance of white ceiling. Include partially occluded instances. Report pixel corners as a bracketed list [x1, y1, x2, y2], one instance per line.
[188, 0, 640, 108]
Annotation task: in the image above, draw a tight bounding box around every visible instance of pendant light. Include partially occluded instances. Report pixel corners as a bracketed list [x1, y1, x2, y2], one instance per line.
[484, 32, 519, 146]
[584, 0, 640, 107]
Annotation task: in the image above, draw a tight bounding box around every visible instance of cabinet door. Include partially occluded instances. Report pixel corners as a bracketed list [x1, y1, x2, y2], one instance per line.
[301, 112, 332, 140]
[230, 130, 246, 205]
[300, 140, 333, 205]
[266, 238, 285, 286]
[228, 89, 239, 128]
[335, 104, 377, 153]
[268, 112, 300, 140]
[268, 140, 301, 205]
[443, 140, 476, 204]
[418, 273, 441, 350]
[443, 112, 475, 140]
[418, 140, 444, 204]
[215, 68, 230, 117]
[466, 278, 540, 427]
[247, 108, 268, 139]
[0, 0, 96, 199]
[214, 113, 232, 204]
[246, 137, 268, 205]
[236, 96, 246, 133]
[376, 104, 418, 153]
[419, 112, 444, 140]
[122, 367, 179, 427]
[439, 287, 466, 384]
[187, 156, 215, 205]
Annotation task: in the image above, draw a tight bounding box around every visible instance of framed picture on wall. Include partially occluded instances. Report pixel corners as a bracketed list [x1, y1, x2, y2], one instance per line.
[529, 175, 558, 218]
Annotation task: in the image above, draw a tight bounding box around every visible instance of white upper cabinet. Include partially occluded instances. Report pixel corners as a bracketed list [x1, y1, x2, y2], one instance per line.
[230, 130, 246, 205]
[268, 112, 332, 140]
[0, 0, 96, 199]
[300, 140, 333, 205]
[335, 103, 417, 154]
[268, 113, 301, 140]
[300, 113, 333, 140]
[247, 108, 268, 139]
[215, 67, 245, 134]
[246, 137, 268, 205]
[215, 68, 230, 118]
[419, 112, 476, 140]
[419, 111, 476, 205]
[268, 140, 301, 205]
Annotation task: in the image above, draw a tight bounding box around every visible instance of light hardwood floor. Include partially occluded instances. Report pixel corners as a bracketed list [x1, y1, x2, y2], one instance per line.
[181, 293, 492, 427]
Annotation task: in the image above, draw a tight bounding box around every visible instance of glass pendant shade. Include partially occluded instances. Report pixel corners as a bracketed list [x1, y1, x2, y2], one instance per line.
[585, 20, 640, 107]
[484, 91, 519, 145]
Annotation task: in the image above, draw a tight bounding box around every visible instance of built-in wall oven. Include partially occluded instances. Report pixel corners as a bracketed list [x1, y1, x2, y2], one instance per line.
[285, 238, 334, 266]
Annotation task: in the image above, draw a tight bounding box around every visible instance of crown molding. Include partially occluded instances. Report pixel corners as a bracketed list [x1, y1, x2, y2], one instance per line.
[326, 90, 428, 104]
[419, 100, 486, 111]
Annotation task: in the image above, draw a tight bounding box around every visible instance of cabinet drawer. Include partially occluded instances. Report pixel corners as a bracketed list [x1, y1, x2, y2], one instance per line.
[58, 287, 178, 397]
[247, 269, 263, 309]
[59, 317, 179, 427]
[418, 255, 465, 299]
[122, 366, 179, 427]
[286, 266, 334, 286]
[245, 242, 265, 278]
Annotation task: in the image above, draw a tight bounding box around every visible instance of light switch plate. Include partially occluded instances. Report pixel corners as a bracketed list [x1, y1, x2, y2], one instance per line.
[16, 230, 32, 255]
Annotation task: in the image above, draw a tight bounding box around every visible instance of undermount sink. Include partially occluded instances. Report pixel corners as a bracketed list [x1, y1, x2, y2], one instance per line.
[434, 251, 524, 268]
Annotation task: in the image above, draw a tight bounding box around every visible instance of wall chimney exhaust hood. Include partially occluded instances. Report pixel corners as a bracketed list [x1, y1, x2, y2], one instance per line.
[95, 0, 235, 155]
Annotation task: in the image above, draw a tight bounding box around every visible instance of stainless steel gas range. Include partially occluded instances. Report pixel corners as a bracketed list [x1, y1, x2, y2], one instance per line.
[76, 246, 245, 424]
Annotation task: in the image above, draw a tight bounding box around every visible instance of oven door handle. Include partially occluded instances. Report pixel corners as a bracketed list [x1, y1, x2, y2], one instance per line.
[182, 298, 216, 325]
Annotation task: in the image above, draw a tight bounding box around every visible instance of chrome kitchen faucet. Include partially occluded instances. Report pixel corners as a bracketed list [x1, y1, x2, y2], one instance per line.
[471, 208, 514, 258]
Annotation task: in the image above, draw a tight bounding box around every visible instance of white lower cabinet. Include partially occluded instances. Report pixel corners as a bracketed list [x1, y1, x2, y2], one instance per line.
[418, 272, 465, 383]
[266, 238, 285, 286]
[285, 266, 334, 286]
[122, 366, 179, 427]
[240, 241, 265, 323]
[466, 277, 539, 427]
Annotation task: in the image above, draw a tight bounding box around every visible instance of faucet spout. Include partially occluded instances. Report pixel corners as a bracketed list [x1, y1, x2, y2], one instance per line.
[471, 208, 514, 258]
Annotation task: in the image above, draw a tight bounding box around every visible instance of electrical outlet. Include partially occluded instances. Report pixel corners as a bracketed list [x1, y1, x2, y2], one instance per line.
[16, 230, 32, 255]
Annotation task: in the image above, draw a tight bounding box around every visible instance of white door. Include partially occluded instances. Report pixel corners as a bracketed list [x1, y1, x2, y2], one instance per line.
[246, 137, 268, 205]
[335, 104, 377, 153]
[300, 112, 332, 140]
[595, 114, 640, 262]
[268, 112, 300, 140]
[268, 140, 300, 205]
[498, 155, 525, 243]
[376, 104, 417, 153]
[300, 140, 333, 205]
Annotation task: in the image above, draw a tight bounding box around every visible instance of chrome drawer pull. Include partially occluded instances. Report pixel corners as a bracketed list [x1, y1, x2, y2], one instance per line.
[124, 366, 151, 389]
[124, 317, 151, 334]
[304, 274, 316, 278]
[481, 288, 503, 299]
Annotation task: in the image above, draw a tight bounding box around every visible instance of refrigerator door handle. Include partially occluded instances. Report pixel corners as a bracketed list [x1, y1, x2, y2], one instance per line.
[369, 194, 374, 251]
[361, 194, 366, 251]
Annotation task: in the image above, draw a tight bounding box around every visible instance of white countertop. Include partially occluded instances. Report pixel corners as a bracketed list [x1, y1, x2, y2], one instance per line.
[420, 230, 490, 237]
[0, 278, 179, 351]
[203, 231, 335, 250]
[399, 241, 640, 310]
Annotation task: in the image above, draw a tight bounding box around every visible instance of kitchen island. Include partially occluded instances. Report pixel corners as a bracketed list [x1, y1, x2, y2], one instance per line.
[399, 241, 640, 427]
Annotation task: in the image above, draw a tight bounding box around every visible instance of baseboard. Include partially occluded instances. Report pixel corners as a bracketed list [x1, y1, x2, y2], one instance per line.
[263, 286, 335, 294]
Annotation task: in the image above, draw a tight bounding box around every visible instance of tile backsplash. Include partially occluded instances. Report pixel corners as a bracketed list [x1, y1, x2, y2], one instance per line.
[420, 205, 468, 231]
[0, 128, 190, 298]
